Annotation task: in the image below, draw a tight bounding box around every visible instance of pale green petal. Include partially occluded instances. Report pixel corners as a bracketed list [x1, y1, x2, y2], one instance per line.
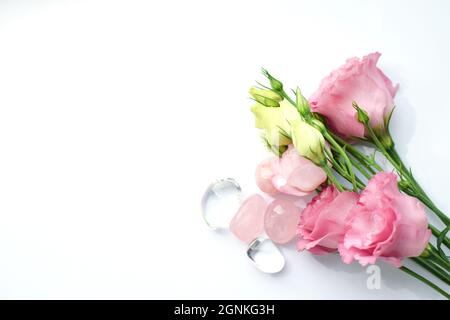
[279, 100, 300, 126]
[291, 118, 325, 164]
[251, 100, 300, 153]
[263, 128, 291, 147]
[249, 87, 283, 102]
[251, 102, 286, 130]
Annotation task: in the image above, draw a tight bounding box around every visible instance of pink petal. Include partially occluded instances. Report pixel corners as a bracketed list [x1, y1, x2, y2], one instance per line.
[287, 163, 327, 192]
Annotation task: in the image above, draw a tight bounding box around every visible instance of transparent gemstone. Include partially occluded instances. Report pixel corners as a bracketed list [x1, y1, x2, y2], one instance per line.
[201, 178, 242, 229]
[246, 236, 285, 273]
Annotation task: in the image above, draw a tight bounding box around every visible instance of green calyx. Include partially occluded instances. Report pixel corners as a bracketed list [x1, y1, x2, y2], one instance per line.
[261, 68, 283, 92]
[352, 101, 370, 124]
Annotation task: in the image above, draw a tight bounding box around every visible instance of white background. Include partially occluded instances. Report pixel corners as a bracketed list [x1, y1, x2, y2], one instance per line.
[0, 0, 449, 299]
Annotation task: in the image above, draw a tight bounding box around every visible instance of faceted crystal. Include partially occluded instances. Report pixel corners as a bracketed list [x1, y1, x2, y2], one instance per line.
[246, 236, 285, 273]
[229, 194, 266, 244]
[264, 198, 300, 244]
[201, 178, 242, 229]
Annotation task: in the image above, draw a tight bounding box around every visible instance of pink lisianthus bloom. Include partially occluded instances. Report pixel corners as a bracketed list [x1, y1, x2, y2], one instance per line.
[297, 186, 359, 254]
[310, 52, 399, 139]
[339, 172, 431, 267]
[255, 145, 327, 196]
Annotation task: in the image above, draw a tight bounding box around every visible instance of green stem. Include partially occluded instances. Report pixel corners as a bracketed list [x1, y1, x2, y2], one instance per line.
[327, 140, 450, 250]
[411, 257, 450, 286]
[429, 246, 450, 270]
[333, 161, 365, 190]
[400, 266, 450, 299]
[323, 131, 357, 191]
[278, 89, 358, 191]
[429, 224, 450, 250]
[324, 147, 366, 191]
[330, 132, 383, 172]
[388, 147, 450, 226]
[430, 253, 450, 272]
[279, 90, 296, 107]
[322, 164, 345, 192]
[366, 126, 404, 175]
[365, 126, 450, 226]
[347, 154, 372, 180]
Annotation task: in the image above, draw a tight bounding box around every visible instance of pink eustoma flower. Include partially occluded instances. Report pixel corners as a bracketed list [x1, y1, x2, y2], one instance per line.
[255, 145, 327, 196]
[339, 172, 431, 267]
[310, 52, 399, 139]
[297, 186, 359, 255]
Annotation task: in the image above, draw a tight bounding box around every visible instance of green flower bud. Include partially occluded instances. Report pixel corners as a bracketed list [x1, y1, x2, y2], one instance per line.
[296, 87, 310, 116]
[249, 87, 283, 102]
[398, 179, 411, 190]
[352, 101, 370, 124]
[269, 78, 283, 92]
[249, 87, 283, 107]
[376, 128, 394, 150]
[311, 118, 327, 134]
[262, 68, 283, 92]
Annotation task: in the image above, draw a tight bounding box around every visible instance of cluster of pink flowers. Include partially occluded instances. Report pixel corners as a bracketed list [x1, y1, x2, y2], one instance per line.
[298, 172, 430, 267]
[240, 51, 450, 297]
[256, 147, 430, 267]
[253, 52, 431, 267]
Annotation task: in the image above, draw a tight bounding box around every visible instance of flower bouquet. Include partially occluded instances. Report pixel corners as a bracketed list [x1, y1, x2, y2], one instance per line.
[202, 53, 449, 299]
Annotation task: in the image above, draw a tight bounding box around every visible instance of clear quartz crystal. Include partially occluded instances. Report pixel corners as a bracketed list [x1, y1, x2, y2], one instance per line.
[246, 236, 285, 273]
[201, 178, 242, 229]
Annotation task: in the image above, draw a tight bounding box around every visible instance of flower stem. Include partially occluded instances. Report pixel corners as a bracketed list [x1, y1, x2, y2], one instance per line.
[429, 245, 450, 270]
[411, 257, 450, 285]
[326, 139, 450, 250]
[321, 164, 345, 192]
[364, 126, 450, 226]
[388, 146, 450, 226]
[330, 132, 383, 172]
[347, 153, 372, 180]
[323, 131, 358, 191]
[277, 88, 358, 191]
[330, 156, 365, 191]
[429, 224, 450, 250]
[400, 265, 450, 299]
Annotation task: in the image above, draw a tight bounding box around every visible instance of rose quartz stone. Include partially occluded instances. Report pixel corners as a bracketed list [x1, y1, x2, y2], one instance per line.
[264, 198, 300, 244]
[230, 194, 267, 244]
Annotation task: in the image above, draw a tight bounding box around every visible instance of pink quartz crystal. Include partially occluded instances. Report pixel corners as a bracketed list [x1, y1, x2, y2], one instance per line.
[229, 194, 267, 244]
[264, 198, 300, 244]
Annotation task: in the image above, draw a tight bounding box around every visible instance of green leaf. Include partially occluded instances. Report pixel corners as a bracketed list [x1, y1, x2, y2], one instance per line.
[437, 225, 450, 261]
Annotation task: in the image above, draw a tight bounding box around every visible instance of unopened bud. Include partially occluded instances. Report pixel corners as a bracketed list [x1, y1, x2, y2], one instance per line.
[311, 118, 326, 134]
[398, 179, 412, 190]
[249, 87, 282, 107]
[262, 68, 283, 92]
[378, 131, 394, 150]
[296, 87, 310, 116]
[352, 101, 370, 124]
